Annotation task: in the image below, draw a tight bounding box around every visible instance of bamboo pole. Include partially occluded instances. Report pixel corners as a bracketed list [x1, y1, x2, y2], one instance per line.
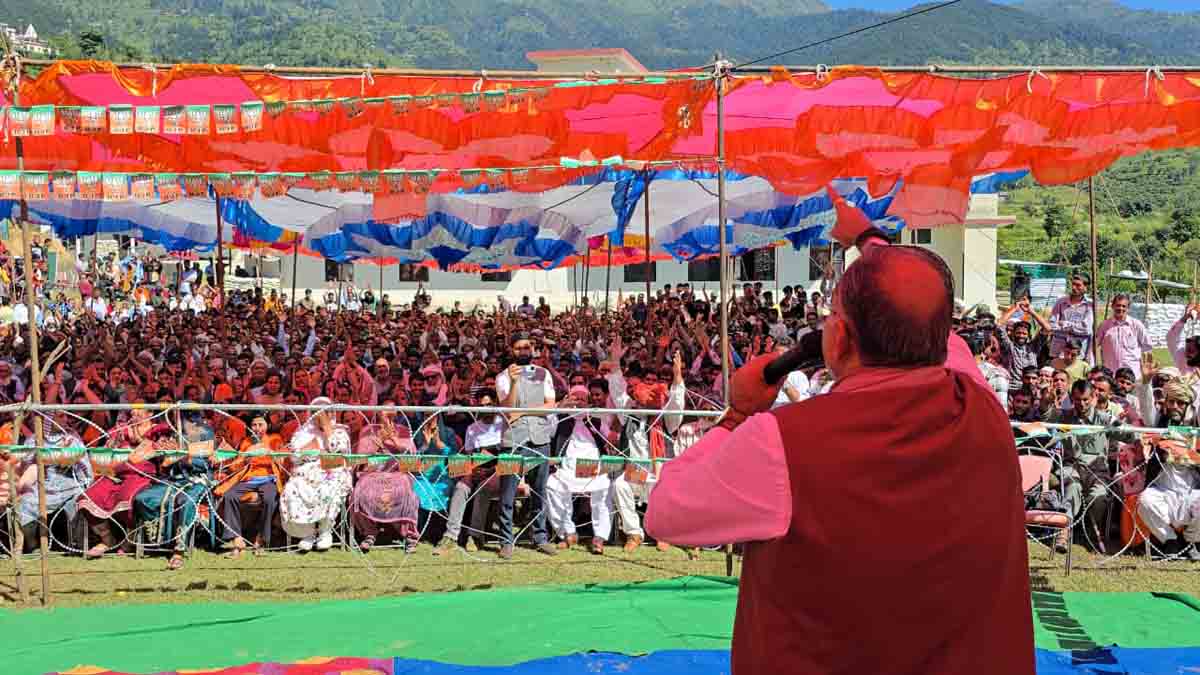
[1191, 261, 1197, 307]
[583, 247, 591, 309]
[643, 172, 653, 305]
[214, 197, 225, 304]
[378, 262, 385, 318]
[1146, 260, 1155, 307]
[1088, 178, 1100, 365]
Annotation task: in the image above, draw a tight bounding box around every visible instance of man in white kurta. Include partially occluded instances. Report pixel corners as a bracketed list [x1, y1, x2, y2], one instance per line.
[544, 384, 614, 554]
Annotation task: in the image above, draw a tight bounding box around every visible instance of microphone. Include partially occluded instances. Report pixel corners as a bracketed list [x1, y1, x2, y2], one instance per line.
[763, 329, 824, 385]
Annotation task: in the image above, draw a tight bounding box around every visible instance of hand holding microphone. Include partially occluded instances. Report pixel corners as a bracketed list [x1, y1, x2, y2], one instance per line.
[719, 329, 823, 431]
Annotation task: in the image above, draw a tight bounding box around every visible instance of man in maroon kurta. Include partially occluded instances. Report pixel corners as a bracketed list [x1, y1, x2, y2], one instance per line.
[647, 207, 1035, 674]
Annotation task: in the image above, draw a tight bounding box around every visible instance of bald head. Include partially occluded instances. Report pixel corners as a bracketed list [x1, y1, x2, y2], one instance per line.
[836, 245, 953, 368]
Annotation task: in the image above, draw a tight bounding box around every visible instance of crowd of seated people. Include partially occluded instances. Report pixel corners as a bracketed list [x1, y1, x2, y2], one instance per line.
[1, 255, 1197, 568]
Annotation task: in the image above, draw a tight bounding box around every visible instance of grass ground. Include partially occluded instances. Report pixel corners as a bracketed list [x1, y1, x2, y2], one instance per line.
[1, 540, 1197, 609]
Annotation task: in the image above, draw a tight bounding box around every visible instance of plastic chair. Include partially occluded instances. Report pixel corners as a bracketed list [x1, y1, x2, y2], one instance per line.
[1019, 453, 1072, 575]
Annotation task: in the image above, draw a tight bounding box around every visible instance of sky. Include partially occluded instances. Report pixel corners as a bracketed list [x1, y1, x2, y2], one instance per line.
[823, 0, 1200, 11]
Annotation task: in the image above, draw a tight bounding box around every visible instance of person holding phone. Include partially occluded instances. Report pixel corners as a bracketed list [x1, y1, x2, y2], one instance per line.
[494, 332, 557, 559]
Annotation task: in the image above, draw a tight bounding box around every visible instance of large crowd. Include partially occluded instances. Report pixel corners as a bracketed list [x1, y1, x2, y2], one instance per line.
[0, 248, 1198, 567]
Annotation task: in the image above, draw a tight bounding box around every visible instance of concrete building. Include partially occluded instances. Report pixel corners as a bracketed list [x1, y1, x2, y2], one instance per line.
[0, 24, 54, 56]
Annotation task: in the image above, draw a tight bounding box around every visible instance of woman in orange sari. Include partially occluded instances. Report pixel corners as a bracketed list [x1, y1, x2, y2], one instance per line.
[216, 415, 285, 557]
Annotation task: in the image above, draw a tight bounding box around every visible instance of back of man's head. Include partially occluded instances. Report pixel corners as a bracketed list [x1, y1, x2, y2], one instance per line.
[837, 246, 953, 368]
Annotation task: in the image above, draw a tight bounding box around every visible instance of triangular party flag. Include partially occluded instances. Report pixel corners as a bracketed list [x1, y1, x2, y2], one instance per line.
[335, 171, 358, 192]
[108, 104, 133, 134]
[309, 171, 332, 190]
[409, 170, 435, 193]
[486, 168, 508, 190]
[213, 104, 237, 134]
[435, 93, 458, 109]
[339, 97, 364, 118]
[258, 172, 284, 197]
[21, 171, 49, 200]
[30, 105, 54, 136]
[51, 171, 76, 199]
[460, 93, 480, 113]
[77, 171, 103, 200]
[81, 106, 106, 133]
[460, 169, 483, 186]
[510, 168, 530, 186]
[383, 169, 407, 193]
[0, 171, 21, 199]
[183, 173, 208, 196]
[156, 174, 182, 201]
[574, 457, 601, 479]
[232, 171, 256, 198]
[185, 105, 210, 135]
[265, 100, 286, 117]
[413, 95, 434, 110]
[7, 107, 29, 137]
[282, 172, 306, 188]
[58, 106, 81, 133]
[208, 173, 234, 197]
[312, 99, 335, 114]
[389, 95, 411, 114]
[482, 90, 505, 112]
[102, 173, 130, 201]
[135, 106, 160, 133]
[162, 105, 185, 134]
[240, 102, 263, 132]
[358, 170, 381, 194]
[130, 173, 155, 200]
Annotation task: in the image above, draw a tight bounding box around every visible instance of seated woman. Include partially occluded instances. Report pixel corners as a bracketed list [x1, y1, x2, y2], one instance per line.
[16, 411, 93, 552]
[412, 412, 456, 541]
[78, 406, 160, 558]
[350, 404, 420, 553]
[132, 408, 217, 570]
[280, 397, 353, 552]
[215, 414, 285, 557]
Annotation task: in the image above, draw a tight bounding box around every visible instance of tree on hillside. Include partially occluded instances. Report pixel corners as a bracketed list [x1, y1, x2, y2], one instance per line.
[1041, 198, 1072, 247]
[1168, 207, 1200, 246]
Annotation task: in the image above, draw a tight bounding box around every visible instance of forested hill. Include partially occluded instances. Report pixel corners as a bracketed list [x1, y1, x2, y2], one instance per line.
[4, 0, 1198, 70]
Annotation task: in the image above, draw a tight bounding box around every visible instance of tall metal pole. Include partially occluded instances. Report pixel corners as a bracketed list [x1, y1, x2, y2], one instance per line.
[15, 122, 50, 606]
[643, 171, 653, 305]
[1088, 177, 1100, 365]
[716, 57, 731, 405]
[290, 241, 299, 314]
[214, 196, 225, 304]
[583, 246, 592, 308]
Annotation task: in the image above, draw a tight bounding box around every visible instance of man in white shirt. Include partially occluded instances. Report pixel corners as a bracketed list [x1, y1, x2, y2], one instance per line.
[434, 389, 506, 556]
[543, 383, 614, 555]
[494, 332, 557, 558]
[85, 294, 109, 320]
[770, 336, 810, 409]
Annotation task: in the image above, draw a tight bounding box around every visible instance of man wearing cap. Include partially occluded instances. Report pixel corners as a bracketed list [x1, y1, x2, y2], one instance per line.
[1049, 274, 1095, 358]
[495, 331, 557, 558]
[1097, 294, 1153, 380]
[1136, 379, 1200, 561]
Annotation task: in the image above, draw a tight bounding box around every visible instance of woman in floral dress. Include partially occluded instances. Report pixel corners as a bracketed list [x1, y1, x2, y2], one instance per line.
[280, 397, 353, 552]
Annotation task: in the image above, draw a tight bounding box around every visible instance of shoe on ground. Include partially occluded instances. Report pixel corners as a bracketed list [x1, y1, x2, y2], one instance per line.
[1151, 538, 1183, 561]
[558, 534, 578, 550]
[359, 535, 375, 553]
[623, 535, 644, 552]
[405, 540, 419, 554]
[298, 536, 315, 552]
[685, 547, 699, 561]
[498, 544, 514, 560]
[1184, 544, 1200, 563]
[656, 541, 670, 553]
[590, 538, 605, 555]
[432, 539, 456, 557]
[315, 530, 334, 551]
[465, 537, 480, 553]
[536, 542, 559, 556]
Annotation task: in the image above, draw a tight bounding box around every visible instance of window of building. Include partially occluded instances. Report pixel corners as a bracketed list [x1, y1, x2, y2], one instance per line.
[737, 248, 776, 282]
[687, 257, 721, 282]
[911, 228, 932, 245]
[623, 262, 656, 283]
[324, 259, 352, 282]
[481, 271, 513, 282]
[398, 264, 429, 282]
